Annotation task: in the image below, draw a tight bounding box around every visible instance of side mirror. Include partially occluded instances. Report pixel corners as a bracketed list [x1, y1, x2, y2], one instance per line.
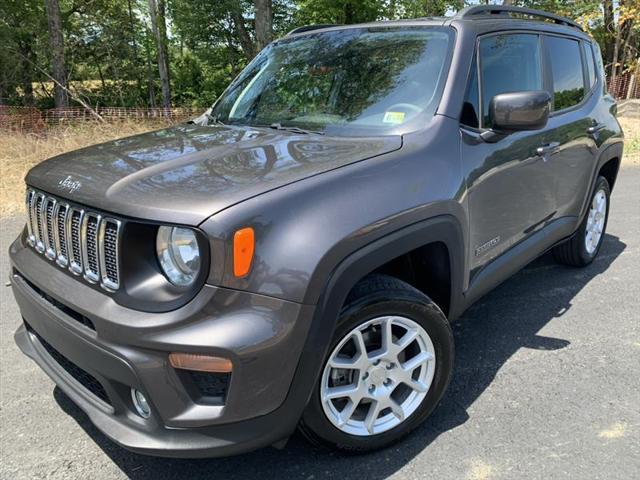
[489, 90, 551, 132]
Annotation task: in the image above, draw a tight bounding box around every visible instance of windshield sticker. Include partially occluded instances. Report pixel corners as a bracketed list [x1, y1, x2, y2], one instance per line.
[383, 111, 406, 124]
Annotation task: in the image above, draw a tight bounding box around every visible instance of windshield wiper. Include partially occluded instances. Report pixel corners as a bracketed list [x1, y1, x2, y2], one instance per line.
[269, 123, 324, 135]
[206, 113, 227, 126]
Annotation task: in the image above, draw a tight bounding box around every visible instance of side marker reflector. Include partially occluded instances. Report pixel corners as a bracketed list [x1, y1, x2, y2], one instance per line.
[169, 353, 233, 373]
[233, 227, 255, 277]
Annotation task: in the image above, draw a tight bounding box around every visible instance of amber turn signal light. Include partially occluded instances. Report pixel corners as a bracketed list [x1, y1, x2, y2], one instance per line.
[233, 227, 255, 277]
[169, 353, 233, 373]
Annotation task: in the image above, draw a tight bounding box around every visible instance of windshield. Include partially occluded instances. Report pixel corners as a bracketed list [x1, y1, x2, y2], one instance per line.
[210, 27, 453, 136]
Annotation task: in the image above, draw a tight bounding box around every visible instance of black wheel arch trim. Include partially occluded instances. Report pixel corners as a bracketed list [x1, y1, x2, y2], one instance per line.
[579, 140, 623, 222]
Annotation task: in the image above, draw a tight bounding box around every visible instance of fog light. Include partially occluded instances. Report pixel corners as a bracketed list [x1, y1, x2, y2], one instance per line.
[131, 388, 151, 418]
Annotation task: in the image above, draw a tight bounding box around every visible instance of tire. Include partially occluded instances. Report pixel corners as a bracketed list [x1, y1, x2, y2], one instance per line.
[299, 274, 454, 453]
[553, 176, 611, 267]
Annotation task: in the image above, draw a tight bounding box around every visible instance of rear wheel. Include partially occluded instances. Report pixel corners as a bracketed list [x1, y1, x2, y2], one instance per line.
[299, 274, 454, 452]
[553, 176, 610, 267]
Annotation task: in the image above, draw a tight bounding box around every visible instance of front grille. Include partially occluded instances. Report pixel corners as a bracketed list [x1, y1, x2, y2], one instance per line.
[26, 322, 111, 405]
[26, 188, 122, 292]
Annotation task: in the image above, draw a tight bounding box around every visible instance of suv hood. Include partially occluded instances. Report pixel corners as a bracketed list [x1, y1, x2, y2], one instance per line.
[27, 124, 401, 225]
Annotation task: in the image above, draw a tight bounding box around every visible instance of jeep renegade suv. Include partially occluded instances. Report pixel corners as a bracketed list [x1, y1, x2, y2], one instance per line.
[10, 5, 623, 457]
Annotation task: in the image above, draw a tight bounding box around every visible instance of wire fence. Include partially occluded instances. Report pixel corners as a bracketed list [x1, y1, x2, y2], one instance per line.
[0, 106, 201, 132]
[608, 73, 639, 100]
[1, 73, 638, 133]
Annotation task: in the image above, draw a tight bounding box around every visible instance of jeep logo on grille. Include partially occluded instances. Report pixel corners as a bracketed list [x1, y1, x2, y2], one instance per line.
[58, 175, 82, 194]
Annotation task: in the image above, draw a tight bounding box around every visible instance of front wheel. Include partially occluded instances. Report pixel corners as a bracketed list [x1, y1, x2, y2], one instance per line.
[299, 274, 454, 452]
[553, 176, 611, 267]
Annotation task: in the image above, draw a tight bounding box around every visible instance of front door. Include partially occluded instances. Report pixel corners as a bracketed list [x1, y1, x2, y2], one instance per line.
[461, 32, 556, 276]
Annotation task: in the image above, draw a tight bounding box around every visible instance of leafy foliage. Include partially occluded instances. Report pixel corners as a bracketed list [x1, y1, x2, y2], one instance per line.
[0, 0, 637, 109]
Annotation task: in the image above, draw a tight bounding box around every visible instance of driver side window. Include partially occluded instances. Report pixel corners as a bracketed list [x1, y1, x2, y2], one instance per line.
[479, 34, 542, 128]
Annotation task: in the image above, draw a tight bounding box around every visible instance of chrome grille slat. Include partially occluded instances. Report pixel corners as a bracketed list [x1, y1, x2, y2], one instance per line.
[43, 197, 57, 260]
[29, 192, 41, 246]
[68, 208, 84, 275]
[25, 188, 121, 292]
[81, 213, 101, 283]
[25, 190, 36, 247]
[99, 219, 121, 291]
[53, 203, 69, 267]
[34, 193, 45, 253]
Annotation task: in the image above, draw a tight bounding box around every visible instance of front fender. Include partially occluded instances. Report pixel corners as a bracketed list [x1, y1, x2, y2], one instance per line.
[249, 215, 466, 430]
[199, 115, 467, 305]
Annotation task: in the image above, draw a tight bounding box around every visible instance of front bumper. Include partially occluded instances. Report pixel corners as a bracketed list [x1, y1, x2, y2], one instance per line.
[10, 233, 316, 457]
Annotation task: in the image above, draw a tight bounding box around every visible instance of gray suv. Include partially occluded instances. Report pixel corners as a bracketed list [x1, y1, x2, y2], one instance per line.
[10, 6, 623, 457]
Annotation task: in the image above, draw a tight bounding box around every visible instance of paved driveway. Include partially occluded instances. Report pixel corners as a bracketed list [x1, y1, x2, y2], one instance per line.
[1, 167, 639, 480]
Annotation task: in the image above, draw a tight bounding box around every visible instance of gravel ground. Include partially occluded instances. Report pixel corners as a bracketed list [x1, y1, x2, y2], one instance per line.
[1, 167, 639, 480]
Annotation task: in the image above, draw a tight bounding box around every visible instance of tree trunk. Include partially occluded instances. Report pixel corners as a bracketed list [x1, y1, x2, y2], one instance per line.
[344, 2, 355, 24]
[127, 0, 139, 62]
[627, 73, 637, 100]
[611, 26, 621, 86]
[148, 0, 171, 109]
[43, 0, 69, 108]
[254, 0, 273, 52]
[144, 28, 157, 108]
[502, 0, 514, 5]
[603, 0, 616, 78]
[225, 33, 241, 76]
[20, 41, 35, 106]
[127, 0, 143, 98]
[230, 9, 256, 59]
[92, 52, 107, 92]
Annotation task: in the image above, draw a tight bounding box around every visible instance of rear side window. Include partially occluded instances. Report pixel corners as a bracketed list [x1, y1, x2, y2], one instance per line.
[479, 34, 542, 128]
[583, 42, 597, 89]
[545, 36, 585, 111]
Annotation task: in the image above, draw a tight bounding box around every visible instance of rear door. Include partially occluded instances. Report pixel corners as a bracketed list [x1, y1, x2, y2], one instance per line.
[540, 34, 595, 219]
[461, 32, 556, 274]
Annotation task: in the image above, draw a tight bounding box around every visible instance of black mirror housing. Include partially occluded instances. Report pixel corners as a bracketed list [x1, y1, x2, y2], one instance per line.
[489, 91, 551, 132]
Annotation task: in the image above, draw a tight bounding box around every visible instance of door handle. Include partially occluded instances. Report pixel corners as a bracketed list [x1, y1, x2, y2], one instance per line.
[536, 142, 560, 161]
[587, 123, 606, 135]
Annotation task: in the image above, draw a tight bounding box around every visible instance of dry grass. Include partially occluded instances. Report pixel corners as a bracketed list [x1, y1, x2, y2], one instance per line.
[1, 116, 639, 217]
[0, 121, 169, 216]
[620, 116, 640, 168]
[619, 116, 640, 156]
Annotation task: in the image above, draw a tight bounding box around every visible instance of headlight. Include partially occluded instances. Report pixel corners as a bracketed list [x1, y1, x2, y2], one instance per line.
[156, 226, 201, 286]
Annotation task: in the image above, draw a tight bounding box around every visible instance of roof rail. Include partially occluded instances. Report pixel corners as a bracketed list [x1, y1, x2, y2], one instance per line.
[287, 24, 341, 36]
[455, 5, 583, 32]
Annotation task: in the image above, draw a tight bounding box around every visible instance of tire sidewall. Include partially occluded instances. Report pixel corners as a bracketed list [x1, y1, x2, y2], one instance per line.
[301, 291, 454, 452]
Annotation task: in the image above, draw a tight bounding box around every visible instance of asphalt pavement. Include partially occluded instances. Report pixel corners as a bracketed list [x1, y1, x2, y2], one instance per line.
[1, 167, 639, 480]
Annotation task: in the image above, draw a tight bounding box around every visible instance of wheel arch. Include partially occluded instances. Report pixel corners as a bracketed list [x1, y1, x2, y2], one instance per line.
[579, 141, 624, 221]
[598, 156, 621, 191]
[284, 216, 465, 418]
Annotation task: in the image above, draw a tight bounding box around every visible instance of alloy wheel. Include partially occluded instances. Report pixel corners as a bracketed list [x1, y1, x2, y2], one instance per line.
[320, 316, 436, 436]
[585, 188, 607, 255]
